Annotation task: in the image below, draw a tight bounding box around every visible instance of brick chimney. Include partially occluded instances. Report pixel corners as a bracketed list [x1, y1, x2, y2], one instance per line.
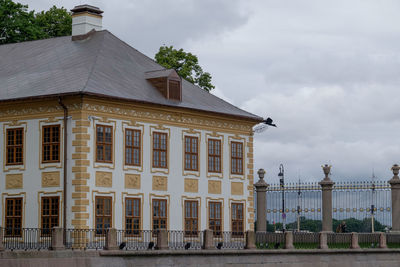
[70, 5, 103, 39]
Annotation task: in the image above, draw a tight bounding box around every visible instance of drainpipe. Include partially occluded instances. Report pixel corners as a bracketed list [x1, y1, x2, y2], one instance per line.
[58, 97, 68, 236]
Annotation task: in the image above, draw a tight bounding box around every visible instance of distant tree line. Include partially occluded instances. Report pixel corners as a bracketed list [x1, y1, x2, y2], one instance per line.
[0, 0, 71, 45]
[255, 216, 387, 232]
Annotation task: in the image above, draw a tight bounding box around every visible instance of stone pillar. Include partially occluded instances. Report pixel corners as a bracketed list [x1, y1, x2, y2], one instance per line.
[350, 232, 360, 249]
[255, 169, 269, 232]
[245, 230, 256, 249]
[379, 232, 387, 248]
[51, 227, 65, 250]
[284, 231, 294, 249]
[318, 231, 328, 249]
[319, 164, 335, 232]
[389, 164, 400, 232]
[156, 229, 169, 250]
[104, 228, 118, 250]
[202, 229, 214, 249]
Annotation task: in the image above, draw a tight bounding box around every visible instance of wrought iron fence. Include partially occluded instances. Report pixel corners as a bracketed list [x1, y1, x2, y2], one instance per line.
[168, 230, 203, 250]
[212, 231, 246, 249]
[265, 182, 322, 231]
[327, 233, 351, 249]
[293, 232, 319, 249]
[263, 180, 391, 232]
[358, 233, 380, 248]
[64, 228, 106, 250]
[2, 228, 52, 251]
[116, 230, 157, 250]
[387, 233, 400, 248]
[255, 232, 284, 249]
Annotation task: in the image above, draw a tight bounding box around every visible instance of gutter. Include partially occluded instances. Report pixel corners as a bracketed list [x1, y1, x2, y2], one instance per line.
[58, 97, 68, 235]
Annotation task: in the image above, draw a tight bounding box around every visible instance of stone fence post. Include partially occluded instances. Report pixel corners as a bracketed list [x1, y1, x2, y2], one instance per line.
[51, 227, 65, 250]
[104, 228, 118, 250]
[156, 229, 169, 250]
[319, 164, 334, 232]
[202, 229, 214, 249]
[389, 164, 400, 232]
[350, 232, 359, 249]
[318, 231, 328, 249]
[379, 232, 387, 248]
[245, 230, 256, 249]
[255, 169, 269, 232]
[284, 231, 294, 249]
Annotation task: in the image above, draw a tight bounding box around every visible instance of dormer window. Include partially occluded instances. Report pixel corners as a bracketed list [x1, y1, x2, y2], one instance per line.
[145, 69, 182, 101]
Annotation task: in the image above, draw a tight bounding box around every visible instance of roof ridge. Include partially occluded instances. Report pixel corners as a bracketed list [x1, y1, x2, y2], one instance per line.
[81, 31, 106, 93]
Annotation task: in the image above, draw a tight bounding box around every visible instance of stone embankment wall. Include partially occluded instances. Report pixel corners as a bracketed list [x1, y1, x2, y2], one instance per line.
[1, 249, 400, 267]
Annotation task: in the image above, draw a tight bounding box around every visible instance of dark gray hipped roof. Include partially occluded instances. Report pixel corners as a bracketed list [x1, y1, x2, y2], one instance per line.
[0, 30, 262, 121]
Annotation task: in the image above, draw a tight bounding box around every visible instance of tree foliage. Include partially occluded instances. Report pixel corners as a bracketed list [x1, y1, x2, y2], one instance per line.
[155, 45, 215, 92]
[256, 217, 387, 233]
[35, 6, 71, 38]
[0, 0, 71, 45]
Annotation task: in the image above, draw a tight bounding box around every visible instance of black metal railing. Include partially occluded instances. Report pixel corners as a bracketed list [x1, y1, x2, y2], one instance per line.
[327, 233, 351, 249]
[213, 231, 246, 249]
[255, 232, 285, 249]
[2, 228, 53, 251]
[64, 228, 106, 250]
[387, 233, 400, 248]
[358, 233, 380, 248]
[168, 230, 203, 250]
[116, 230, 157, 250]
[293, 232, 319, 249]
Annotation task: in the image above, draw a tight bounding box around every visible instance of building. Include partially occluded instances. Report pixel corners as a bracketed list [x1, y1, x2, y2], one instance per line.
[0, 5, 262, 235]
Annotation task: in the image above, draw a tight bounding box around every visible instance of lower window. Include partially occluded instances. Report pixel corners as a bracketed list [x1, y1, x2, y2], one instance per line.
[5, 198, 23, 237]
[125, 198, 141, 236]
[41, 196, 60, 236]
[95, 196, 112, 234]
[231, 203, 244, 236]
[209, 202, 222, 236]
[184, 200, 198, 236]
[152, 199, 167, 231]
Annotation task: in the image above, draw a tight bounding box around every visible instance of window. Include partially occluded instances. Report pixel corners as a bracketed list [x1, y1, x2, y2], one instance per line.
[6, 128, 23, 165]
[125, 129, 141, 166]
[231, 142, 243, 175]
[184, 200, 198, 236]
[152, 199, 167, 231]
[95, 196, 112, 234]
[125, 198, 141, 236]
[208, 139, 221, 173]
[96, 125, 113, 163]
[168, 80, 181, 101]
[231, 203, 244, 236]
[184, 136, 198, 171]
[41, 196, 59, 235]
[5, 198, 23, 237]
[153, 132, 167, 168]
[42, 125, 60, 163]
[209, 202, 222, 236]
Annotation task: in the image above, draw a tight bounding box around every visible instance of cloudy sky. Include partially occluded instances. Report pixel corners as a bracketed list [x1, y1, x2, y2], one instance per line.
[24, 0, 400, 182]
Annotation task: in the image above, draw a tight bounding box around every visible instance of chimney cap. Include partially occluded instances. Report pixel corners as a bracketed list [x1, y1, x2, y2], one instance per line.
[71, 4, 103, 15]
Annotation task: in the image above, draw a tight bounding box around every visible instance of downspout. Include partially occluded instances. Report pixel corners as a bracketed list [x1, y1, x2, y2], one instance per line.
[58, 97, 68, 235]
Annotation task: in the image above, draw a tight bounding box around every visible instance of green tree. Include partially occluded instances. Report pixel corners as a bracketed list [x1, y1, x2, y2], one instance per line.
[0, 0, 43, 44]
[35, 6, 71, 38]
[0, 0, 71, 45]
[155, 45, 215, 92]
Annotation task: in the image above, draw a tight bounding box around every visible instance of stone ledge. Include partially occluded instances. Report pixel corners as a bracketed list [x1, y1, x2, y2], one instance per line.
[99, 248, 400, 257]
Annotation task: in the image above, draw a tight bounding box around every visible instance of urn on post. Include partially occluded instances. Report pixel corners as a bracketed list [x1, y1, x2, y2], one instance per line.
[389, 164, 400, 231]
[319, 164, 334, 232]
[255, 168, 269, 232]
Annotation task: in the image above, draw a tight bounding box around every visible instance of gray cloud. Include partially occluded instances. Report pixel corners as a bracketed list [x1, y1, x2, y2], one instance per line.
[22, 0, 400, 182]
